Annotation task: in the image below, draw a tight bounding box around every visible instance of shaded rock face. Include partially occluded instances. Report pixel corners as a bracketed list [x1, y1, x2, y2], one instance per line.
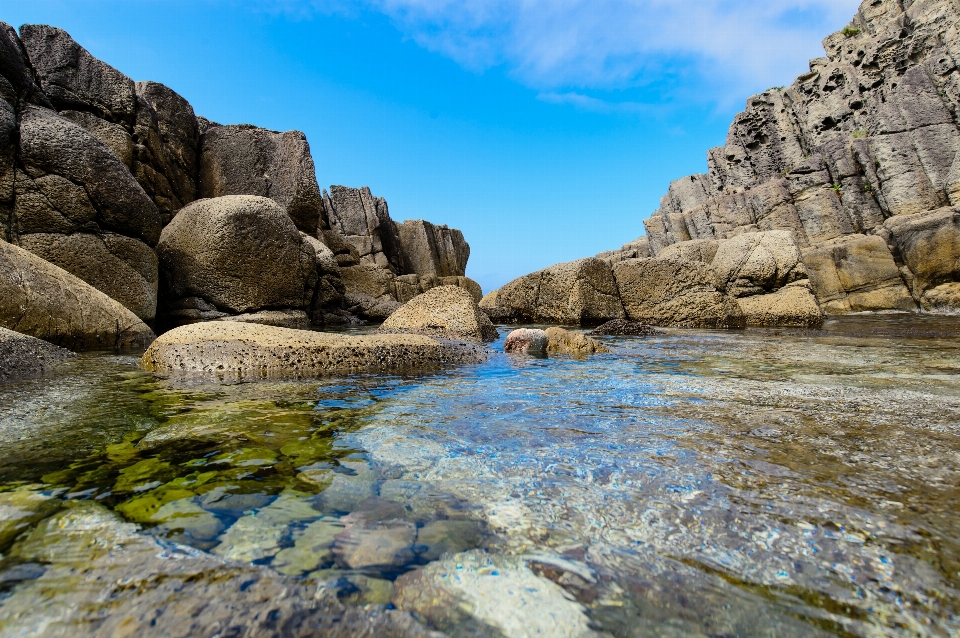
[590, 319, 661, 336]
[140, 321, 488, 379]
[0, 326, 74, 382]
[377, 285, 499, 344]
[199, 124, 323, 234]
[156, 196, 318, 327]
[323, 185, 401, 271]
[395, 218, 470, 277]
[610, 0, 960, 314]
[0, 240, 155, 350]
[480, 258, 625, 326]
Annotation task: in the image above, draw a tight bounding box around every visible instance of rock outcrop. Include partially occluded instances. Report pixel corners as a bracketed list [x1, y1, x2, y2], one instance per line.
[377, 285, 498, 344]
[503, 0, 960, 324]
[156, 196, 318, 328]
[0, 240, 155, 350]
[479, 258, 625, 326]
[0, 21, 479, 334]
[140, 321, 488, 378]
[0, 326, 74, 382]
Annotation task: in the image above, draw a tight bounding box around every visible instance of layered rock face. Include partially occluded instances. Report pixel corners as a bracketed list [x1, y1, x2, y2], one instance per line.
[601, 0, 960, 316]
[0, 21, 479, 340]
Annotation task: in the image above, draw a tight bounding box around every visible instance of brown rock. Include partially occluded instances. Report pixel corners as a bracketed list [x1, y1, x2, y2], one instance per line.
[885, 207, 960, 294]
[378, 285, 498, 344]
[613, 258, 745, 328]
[503, 328, 548, 354]
[140, 321, 487, 379]
[920, 282, 960, 313]
[396, 218, 469, 277]
[736, 282, 825, 327]
[0, 240, 155, 350]
[545, 326, 611, 355]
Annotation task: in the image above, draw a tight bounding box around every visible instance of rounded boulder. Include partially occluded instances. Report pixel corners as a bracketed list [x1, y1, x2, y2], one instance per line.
[377, 286, 499, 344]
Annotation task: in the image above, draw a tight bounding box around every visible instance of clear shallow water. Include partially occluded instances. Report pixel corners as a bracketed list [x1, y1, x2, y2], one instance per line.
[1, 315, 959, 636]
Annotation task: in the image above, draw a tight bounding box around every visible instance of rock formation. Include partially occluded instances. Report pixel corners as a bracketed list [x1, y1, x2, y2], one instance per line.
[588, 0, 960, 321]
[0, 21, 480, 341]
[0, 326, 74, 382]
[377, 285, 499, 344]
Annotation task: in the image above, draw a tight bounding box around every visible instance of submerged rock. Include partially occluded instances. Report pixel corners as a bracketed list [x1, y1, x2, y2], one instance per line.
[139, 321, 488, 379]
[0, 502, 441, 637]
[0, 485, 60, 552]
[0, 240, 156, 350]
[334, 517, 417, 570]
[590, 319, 661, 336]
[0, 327, 75, 382]
[378, 285, 498, 344]
[272, 517, 344, 576]
[393, 550, 596, 638]
[545, 327, 611, 355]
[504, 328, 549, 355]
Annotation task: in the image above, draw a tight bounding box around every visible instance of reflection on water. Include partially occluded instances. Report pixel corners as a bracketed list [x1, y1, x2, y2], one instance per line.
[0, 314, 959, 636]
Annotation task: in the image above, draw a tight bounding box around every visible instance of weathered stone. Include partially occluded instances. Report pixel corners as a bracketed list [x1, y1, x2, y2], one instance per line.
[885, 207, 960, 294]
[19, 232, 158, 321]
[378, 285, 498, 344]
[504, 328, 548, 355]
[199, 124, 323, 233]
[0, 326, 75, 382]
[323, 185, 401, 271]
[340, 263, 396, 299]
[921, 282, 960, 313]
[545, 326, 611, 355]
[710, 231, 807, 297]
[20, 24, 136, 125]
[0, 485, 60, 551]
[396, 218, 470, 277]
[656, 238, 719, 265]
[0, 22, 49, 106]
[344, 293, 402, 321]
[1, 502, 442, 637]
[801, 235, 917, 313]
[17, 106, 162, 245]
[590, 319, 661, 336]
[0, 240, 155, 350]
[59, 109, 133, 167]
[736, 282, 825, 327]
[140, 321, 488, 379]
[484, 258, 625, 326]
[214, 309, 310, 329]
[613, 258, 745, 328]
[156, 195, 316, 317]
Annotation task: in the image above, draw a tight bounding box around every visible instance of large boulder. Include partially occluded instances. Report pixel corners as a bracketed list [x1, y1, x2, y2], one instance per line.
[613, 258, 745, 328]
[481, 258, 625, 325]
[801, 234, 916, 313]
[140, 321, 488, 379]
[736, 282, 825, 327]
[377, 285, 498, 344]
[156, 196, 317, 320]
[0, 326, 75, 382]
[709, 231, 807, 297]
[0, 240, 155, 350]
[199, 124, 324, 234]
[884, 207, 960, 295]
[322, 185, 402, 270]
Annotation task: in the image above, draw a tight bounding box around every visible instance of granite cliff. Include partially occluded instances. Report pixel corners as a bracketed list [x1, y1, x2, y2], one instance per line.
[486, 0, 960, 326]
[0, 23, 479, 341]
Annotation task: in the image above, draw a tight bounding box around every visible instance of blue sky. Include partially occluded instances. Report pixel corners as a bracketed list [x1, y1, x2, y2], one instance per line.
[4, 0, 861, 292]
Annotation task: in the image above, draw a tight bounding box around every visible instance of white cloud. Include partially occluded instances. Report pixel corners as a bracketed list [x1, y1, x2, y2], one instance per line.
[260, 0, 864, 103]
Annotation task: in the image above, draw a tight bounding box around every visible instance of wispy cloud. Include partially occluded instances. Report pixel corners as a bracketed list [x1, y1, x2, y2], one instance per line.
[256, 0, 864, 105]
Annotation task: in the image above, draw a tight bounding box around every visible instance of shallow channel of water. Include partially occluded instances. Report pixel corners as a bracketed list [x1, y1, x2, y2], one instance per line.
[0, 315, 959, 637]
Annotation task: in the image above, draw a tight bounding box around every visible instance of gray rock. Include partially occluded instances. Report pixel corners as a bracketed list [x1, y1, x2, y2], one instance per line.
[481, 258, 625, 326]
[156, 195, 316, 317]
[396, 218, 469, 277]
[0, 240, 155, 350]
[59, 109, 133, 167]
[590, 319, 661, 336]
[613, 258, 745, 328]
[0, 326, 75, 382]
[140, 321, 488, 379]
[19, 232, 158, 321]
[17, 105, 161, 245]
[200, 124, 324, 233]
[377, 285, 498, 344]
[20, 24, 137, 126]
[0, 22, 50, 107]
[214, 309, 310, 329]
[504, 328, 548, 355]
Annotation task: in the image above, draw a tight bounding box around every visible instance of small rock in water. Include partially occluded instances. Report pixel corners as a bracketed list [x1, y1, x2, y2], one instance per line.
[590, 318, 662, 336]
[0, 485, 61, 552]
[334, 518, 417, 570]
[150, 498, 224, 545]
[415, 519, 485, 561]
[504, 328, 549, 355]
[272, 517, 344, 575]
[545, 326, 611, 355]
[212, 493, 321, 562]
[318, 460, 379, 513]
